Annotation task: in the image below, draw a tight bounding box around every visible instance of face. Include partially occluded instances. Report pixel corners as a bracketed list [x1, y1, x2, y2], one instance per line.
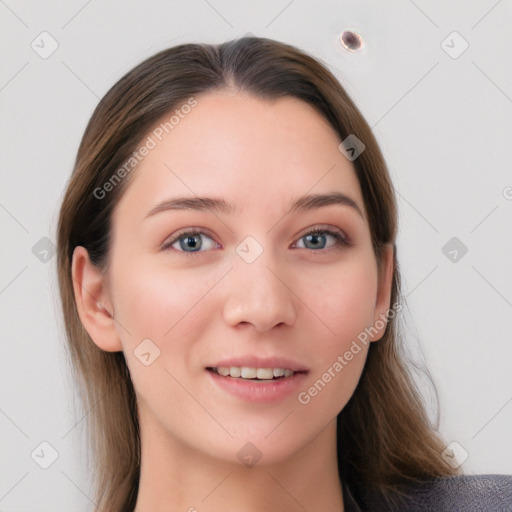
[76, 90, 393, 466]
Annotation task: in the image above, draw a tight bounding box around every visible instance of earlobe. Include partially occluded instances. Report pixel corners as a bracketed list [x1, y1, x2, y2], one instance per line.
[370, 243, 395, 342]
[71, 246, 123, 352]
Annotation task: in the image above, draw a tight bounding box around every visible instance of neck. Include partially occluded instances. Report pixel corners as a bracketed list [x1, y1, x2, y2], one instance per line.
[133, 413, 344, 512]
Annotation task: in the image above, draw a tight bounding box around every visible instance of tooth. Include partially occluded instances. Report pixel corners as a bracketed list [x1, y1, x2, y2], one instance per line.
[256, 368, 273, 379]
[219, 366, 295, 379]
[241, 367, 257, 379]
[230, 366, 241, 378]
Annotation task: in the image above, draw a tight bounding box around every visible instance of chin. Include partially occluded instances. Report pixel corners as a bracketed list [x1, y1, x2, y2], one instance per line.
[213, 427, 311, 468]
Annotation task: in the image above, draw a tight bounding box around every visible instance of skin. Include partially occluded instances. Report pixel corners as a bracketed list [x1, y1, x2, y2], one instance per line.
[72, 89, 394, 512]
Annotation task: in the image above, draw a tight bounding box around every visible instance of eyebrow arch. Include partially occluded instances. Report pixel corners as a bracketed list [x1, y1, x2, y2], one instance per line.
[144, 192, 364, 219]
[288, 192, 364, 219]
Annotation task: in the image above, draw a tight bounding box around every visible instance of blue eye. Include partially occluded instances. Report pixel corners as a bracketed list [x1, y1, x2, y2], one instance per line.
[161, 226, 350, 256]
[162, 230, 218, 254]
[293, 229, 349, 250]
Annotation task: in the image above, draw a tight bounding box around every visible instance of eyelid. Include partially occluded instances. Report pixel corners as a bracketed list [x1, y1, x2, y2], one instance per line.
[294, 224, 350, 245]
[161, 226, 219, 251]
[161, 224, 351, 253]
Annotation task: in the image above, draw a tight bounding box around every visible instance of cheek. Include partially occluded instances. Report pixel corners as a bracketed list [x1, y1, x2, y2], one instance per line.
[290, 256, 378, 412]
[110, 261, 223, 382]
[109, 264, 209, 410]
[300, 256, 378, 356]
[111, 261, 210, 340]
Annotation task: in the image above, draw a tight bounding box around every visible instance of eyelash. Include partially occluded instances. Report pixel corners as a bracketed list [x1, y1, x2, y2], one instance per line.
[161, 226, 351, 256]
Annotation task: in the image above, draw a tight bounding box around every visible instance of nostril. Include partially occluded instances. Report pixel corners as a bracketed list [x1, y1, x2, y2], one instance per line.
[340, 30, 364, 52]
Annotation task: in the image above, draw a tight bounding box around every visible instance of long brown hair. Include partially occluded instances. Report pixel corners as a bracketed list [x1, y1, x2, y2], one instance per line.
[57, 35, 460, 511]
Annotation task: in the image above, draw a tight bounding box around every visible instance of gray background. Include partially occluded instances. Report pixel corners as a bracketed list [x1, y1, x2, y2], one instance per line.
[1, 1, 511, 510]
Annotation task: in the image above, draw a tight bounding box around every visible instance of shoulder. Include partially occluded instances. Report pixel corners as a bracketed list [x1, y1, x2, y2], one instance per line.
[346, 474, 512, 512]
[400, 474, 512, 511]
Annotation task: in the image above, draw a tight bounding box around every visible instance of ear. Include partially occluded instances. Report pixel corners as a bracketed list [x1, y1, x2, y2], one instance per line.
[369, 243, 395, 342]
[71, 246, 122, 352]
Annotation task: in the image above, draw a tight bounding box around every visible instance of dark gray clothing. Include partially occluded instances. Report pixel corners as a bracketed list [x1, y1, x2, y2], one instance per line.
[342, 474, 512, 511]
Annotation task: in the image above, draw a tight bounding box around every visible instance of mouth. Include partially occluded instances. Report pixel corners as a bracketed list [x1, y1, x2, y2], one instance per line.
[206, 366, 305, 381]
[206, 364, 309, 403]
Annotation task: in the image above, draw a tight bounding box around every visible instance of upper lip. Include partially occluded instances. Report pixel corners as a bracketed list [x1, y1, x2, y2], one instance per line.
[207, 356, 309, 373]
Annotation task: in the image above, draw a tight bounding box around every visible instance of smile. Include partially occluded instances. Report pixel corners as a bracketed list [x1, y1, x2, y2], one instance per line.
[206, 366, 308, 403]
[209, 366, 295, 380]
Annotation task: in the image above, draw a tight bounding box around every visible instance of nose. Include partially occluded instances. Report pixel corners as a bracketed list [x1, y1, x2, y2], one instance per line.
[222, 249, 297, 332]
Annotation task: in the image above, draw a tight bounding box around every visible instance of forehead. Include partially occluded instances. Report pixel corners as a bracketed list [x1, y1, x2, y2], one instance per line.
[113, 91, 364, 223]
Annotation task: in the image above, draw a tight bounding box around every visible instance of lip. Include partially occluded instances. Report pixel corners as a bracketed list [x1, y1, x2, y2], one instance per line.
[208, 356, 309, 373]
[206, 368, 309, 403]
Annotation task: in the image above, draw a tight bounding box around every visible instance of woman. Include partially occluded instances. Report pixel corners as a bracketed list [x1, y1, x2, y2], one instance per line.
[57, 36, 511, 511]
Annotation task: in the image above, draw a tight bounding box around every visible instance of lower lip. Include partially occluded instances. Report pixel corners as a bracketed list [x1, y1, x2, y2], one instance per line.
[206, 369, 308, 403]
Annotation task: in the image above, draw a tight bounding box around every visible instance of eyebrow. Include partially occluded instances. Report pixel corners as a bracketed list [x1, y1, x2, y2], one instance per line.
[144, 192, 364, 219]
